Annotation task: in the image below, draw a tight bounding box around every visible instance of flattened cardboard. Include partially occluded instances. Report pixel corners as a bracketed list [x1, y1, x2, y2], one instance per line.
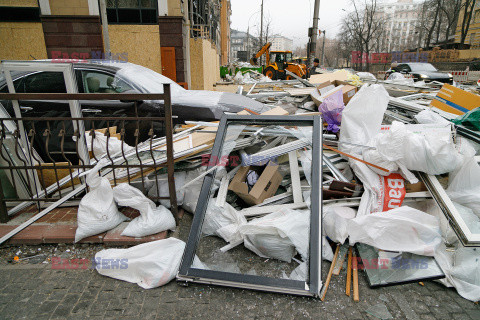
[228, 162, 282, 205]
[430, 83, 480, 116]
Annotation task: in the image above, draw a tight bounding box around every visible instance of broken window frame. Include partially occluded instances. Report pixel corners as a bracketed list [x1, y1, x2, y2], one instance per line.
[419, 171, 480, 247]
[177, 114, 323, 297]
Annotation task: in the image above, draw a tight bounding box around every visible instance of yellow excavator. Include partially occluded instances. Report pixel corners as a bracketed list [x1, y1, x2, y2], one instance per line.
[250, 42, 308, 80]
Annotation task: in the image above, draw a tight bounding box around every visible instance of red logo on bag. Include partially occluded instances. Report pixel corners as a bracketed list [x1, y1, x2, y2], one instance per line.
[382, 173, 406, 211]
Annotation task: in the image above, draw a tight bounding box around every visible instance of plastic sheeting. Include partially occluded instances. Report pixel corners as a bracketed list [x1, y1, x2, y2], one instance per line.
[319, 90, 344, 133]
[363, 121, 463, 180]
[339, 84, 390, 156]
[239, 208, 310, 263]
[348, 206, 442, 256]
[202, 199, 247, 244]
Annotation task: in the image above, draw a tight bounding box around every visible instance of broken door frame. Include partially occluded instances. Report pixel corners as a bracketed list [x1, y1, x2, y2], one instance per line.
[177, 114, 323, 297]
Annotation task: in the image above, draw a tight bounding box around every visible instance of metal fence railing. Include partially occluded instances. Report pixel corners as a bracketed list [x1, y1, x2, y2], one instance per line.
[0, 86, 178, 225]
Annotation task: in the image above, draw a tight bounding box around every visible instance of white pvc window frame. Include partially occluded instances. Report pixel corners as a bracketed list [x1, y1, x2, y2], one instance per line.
[0, 61, 90, 195]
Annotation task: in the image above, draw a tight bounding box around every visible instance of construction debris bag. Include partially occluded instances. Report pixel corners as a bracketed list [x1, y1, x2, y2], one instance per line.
[319, 89, 344, 133]
[112, 183, 175, 237]
[447, 157, 480, 215]
[95, 238, 185, 289]
[147, 171, 186, 209]
[363, 121, 462, 180]
[348, 206, 441, 256]
[75, 159, 127, 243]
[434, 242, 480, 302]
[349, 161, 406, 217]
[339, 84, 389, 155]
[239, 208, 310, 263]
[202, 199, 247, 244]
[323, 206, 356, 244]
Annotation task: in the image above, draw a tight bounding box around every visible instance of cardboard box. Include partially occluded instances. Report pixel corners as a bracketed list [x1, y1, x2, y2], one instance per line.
[331, 80, 358, 104]
[228, 161, 282, 205]
[430, 83, 480, 116]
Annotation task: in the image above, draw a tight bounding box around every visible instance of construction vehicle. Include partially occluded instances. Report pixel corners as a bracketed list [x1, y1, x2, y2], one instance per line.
[250, 42, 308, 80]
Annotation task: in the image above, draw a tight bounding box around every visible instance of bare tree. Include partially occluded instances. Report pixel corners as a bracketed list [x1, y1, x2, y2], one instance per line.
[460, 0, 477, 45]
[440, 0, 462, 41]
[343, 0, 384, 71]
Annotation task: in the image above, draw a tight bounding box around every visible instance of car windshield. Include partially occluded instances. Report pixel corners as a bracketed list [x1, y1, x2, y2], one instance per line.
[409, 63, 438, 72]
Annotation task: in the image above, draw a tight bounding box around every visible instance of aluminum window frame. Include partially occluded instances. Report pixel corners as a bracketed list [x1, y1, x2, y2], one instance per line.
[419, 172, 480, 247]
[177, 114, 323, 297]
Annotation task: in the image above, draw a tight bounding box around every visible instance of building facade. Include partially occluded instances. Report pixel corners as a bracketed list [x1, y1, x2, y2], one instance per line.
[0, 0, 229, 90]
[270, 35, 293, 52]
[375, 0, 422, 52]
[455, 0, 480, 48]
[230, 29, 258, 62]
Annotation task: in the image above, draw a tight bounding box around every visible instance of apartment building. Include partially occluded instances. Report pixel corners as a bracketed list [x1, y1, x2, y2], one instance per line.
[455, 0, 480, 48]
[270, 35, 293, 52]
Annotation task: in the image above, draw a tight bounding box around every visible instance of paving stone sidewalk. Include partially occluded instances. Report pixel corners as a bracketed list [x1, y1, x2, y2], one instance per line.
[0, 213, 479, 320]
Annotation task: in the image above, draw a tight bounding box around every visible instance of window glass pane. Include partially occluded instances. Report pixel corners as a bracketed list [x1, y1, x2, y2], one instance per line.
[106, 8, 118, 23]
[141, 0, 155, 8]
[141, 9, 157, 23]
[82, 71, 133, 94]
[106, 0, 116, 7]
[22, 72, 66, 93]
[117, 8, 141, 23]
[117, 0, 139, 8]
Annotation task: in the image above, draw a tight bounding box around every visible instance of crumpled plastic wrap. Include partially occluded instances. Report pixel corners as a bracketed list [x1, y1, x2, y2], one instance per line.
[319, 90, 344, 133]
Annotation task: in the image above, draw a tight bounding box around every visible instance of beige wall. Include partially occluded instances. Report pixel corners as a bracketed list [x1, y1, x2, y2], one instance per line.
[0, 22, 48, 60]
[108, 25, 162, 74]
[458, 49, 480, 60]
[49, 0, 89, 16]
[167, 0, 183, 16]
[190, 38, 220, 90]
[0, 0, 37, 6]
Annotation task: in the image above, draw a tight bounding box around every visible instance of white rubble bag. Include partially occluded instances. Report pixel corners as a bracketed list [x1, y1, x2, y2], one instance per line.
[347, 206, 441, 256]
[363, 121, 463, 179]
[75, 159, 127, 243]
[112, 183, 176, 237]
[239, 208, 310, 263]
[434, 242, 480, 302]
[349, 161, 407, 217]
[323, 206, 356, 244]
[339, 84, 390, 155]
[202, 199, 247, 244]
[147, 171, 186, 209]
[95, 238, 186, 289]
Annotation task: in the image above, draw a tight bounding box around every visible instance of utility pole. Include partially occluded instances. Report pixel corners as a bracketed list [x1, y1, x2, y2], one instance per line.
[307, 0, 321, 68]
[321, 30, 326, 66]
[260, 0, 264, 65]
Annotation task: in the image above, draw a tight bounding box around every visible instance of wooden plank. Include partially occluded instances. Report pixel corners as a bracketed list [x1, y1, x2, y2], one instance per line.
[346, 246, 352, 296]
[321, 244, 340, 301]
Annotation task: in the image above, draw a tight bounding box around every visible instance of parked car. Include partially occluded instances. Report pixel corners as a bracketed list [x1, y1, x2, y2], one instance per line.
[386, 62, 453, 84]
[0, 61, 268, 162]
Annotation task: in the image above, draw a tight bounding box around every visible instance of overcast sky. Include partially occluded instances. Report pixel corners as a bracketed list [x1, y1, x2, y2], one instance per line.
[230, 0, 419, 48]
[230, 0, 352, 48]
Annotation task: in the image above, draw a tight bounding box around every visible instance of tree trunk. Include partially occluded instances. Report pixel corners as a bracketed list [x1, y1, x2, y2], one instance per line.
[461, 0, 476, 45]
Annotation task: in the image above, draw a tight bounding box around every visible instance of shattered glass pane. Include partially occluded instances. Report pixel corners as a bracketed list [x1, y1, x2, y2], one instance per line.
[357, 243, 444, 287]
